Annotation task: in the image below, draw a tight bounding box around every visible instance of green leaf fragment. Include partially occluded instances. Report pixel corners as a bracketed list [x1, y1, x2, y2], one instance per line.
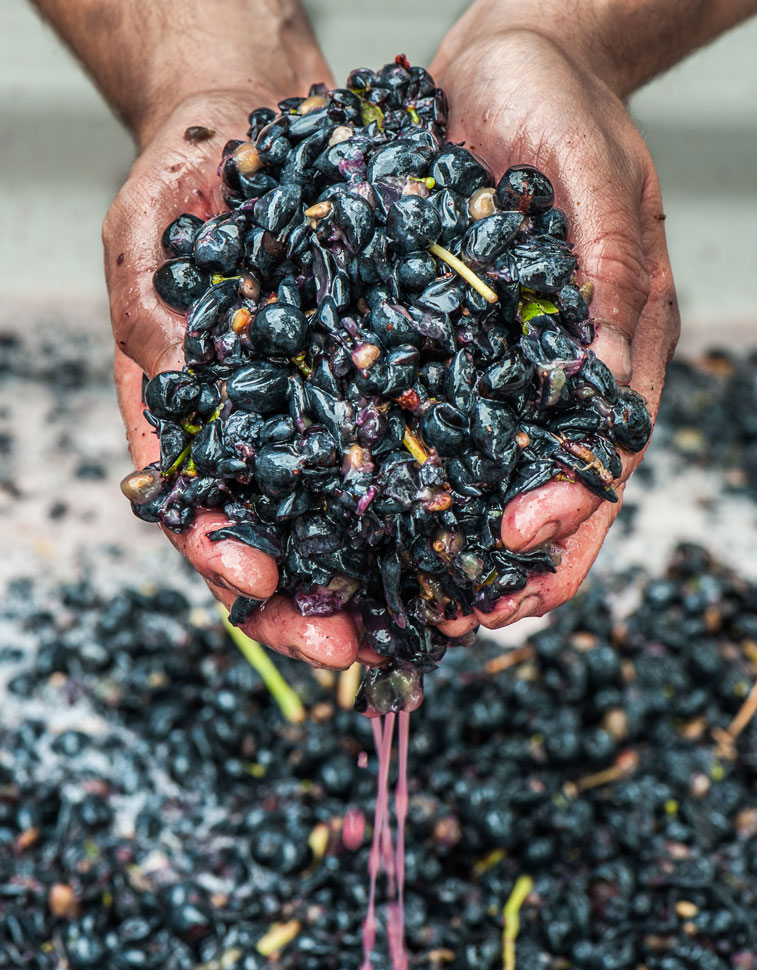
[520, 298, 559, 322]
[360, 102, 384, 129]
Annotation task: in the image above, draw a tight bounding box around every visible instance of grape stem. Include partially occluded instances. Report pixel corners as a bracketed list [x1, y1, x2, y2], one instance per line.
[402, 426, 430, 465]
[219, 607, 306, 724]
[502, 875, 534, 970]
[428, 242, 499, 304]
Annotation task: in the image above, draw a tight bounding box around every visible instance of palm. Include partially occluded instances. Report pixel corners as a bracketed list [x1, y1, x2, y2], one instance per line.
[430, 30, 680, 629]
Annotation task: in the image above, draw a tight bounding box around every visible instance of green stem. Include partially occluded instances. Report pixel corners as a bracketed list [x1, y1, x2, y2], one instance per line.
[428, 242, 499, 304]
[162, 442, 192, 478]
[502, 875, 533, 970]
[219, 607, 306, 724]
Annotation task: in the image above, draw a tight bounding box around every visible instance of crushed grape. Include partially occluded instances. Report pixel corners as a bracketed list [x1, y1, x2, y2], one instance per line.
[125, 57, 652, 709]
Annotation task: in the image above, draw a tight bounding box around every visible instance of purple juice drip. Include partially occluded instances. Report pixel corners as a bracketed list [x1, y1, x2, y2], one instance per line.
[361, 713, 395, 970]
[360, 711, 411, 970]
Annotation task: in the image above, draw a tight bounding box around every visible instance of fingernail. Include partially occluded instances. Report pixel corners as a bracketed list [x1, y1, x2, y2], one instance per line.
[495, 593, 541, 629]
[525, 520, 560, 549]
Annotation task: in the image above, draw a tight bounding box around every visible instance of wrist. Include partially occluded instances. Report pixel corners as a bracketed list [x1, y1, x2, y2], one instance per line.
[439, 0, 757, 100]
[434, 1, 626, 95]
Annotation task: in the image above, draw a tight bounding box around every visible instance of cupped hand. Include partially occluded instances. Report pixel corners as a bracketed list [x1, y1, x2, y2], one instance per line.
[430, 26, 680, 631]
[106, 91, 382, 669]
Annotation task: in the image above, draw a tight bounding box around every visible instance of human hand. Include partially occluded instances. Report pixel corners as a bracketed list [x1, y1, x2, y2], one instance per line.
[429, 24, 680, 632]
[106, 90, 382, 670]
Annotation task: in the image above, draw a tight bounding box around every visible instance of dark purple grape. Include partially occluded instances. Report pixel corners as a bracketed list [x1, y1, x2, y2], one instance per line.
[253, 185, 302, 233]
[193, 215, 243, 274]
[513, 240, 577, 293]
[158, 420, 188, 471]
[368, 139, 432, 182]
[396, 251, 437, 290]
[444, 350, 477, 414]
[612, 388, 652, 452]
[479, 354, 533, 398]
[327, 88, 362, 123]
[537, 206, 568, 238]
[239, 171, 279, 199]
[144, 372, 201, 420]
[331, 192, 375, 252]
[462, 212, 524, 264]
[496, 164, 555, 213]
[576, 352, 619, 403]
[161, 213, 204, 256]
[471, 399, 517, 461]
[185, 278, 239, 333]
[301, 427, 338, 467]
[188, 421, 229, 475]
[153, 258, 209, 311]
[253, 443, 302, 496]
[226, 361, 289, 413]
[386, 196, 441, 253]
[431, 144, 491, 196]
[256, 123, 291, 166]
[287, 108, 330, 141]
[431, 188, 469, 242]
[247, 106, 276, 140]
[207, 520, 282, 557]
[422, 403, 468, 456]
[370, 299, 423, 348]
[249, 303, 308, 355]
[382, 345, 419, 396]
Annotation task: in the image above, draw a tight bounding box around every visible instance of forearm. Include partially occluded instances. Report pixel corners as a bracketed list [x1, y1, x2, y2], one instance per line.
[30, 0, 328, 143]
[446, 0, 757, 96]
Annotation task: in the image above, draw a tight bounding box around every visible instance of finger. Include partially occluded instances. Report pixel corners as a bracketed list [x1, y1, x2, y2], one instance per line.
[627, 166, 681, 414]
[436, 614, 479, 638]
[176, 510, 279, 599]
[116, 348, 278, 600]
[501, 480, 603, 551]
[560, 141, 648, 389]
[476, 488, 624, 630]
[208, 581, 361, 670]
[357, 646, 388, 666]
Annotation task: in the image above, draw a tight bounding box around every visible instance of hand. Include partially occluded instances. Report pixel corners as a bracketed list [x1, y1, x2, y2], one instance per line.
[429, 26, 680, 632]
[106, 90, 382, 670]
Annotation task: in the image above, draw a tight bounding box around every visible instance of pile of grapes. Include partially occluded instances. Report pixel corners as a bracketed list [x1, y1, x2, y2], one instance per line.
[122, 57, 651, 710]
[2, 544, 756, 969]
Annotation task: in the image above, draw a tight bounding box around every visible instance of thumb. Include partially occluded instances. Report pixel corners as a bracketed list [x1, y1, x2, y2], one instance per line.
[557, 123, 649, 387]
